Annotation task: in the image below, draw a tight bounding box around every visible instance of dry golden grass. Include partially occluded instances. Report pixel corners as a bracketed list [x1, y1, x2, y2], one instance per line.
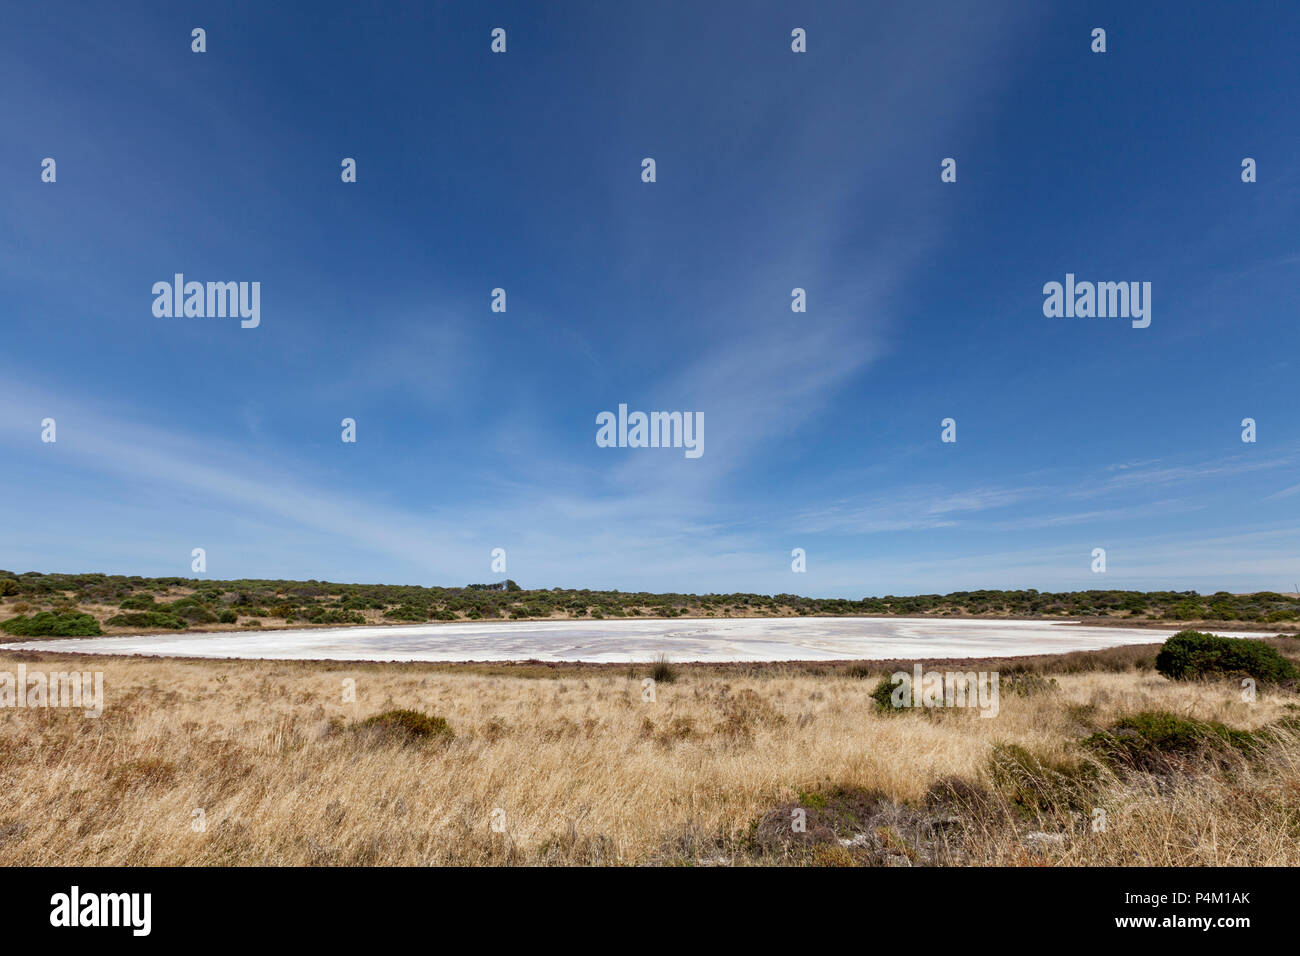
[0, 649, 1296, 866]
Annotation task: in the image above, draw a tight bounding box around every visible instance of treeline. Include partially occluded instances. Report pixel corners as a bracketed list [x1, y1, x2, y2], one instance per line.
[2, 571, 1299, 631]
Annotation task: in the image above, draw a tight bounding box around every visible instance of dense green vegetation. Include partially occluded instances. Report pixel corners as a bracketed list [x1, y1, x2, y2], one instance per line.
[2, 569, 1299, 634]
[105, 611, 188, 631]
[0, 610, 102, 637]
[870, 676, 903, 711]
[1155, 629, 1299, 682]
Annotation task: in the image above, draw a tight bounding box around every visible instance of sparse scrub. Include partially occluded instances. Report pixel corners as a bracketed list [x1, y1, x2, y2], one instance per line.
[3, 571, 1299, 634]
[1001, 670, 1060, 697]
[0, 645, 1296, 866]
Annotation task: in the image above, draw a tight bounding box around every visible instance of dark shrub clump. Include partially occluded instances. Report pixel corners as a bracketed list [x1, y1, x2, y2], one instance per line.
[1155, 630, 1297, 682]
[870, 675, 900, 711]
[1083, 710, 1261, 771]
[355, 709, 453, 743]
[650, 655, 678, 684]
[0, 611, 102, 637]
[105, 611, 188, 630]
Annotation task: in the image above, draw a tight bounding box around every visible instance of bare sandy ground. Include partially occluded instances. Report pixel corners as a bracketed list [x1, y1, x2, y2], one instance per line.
[0, 616, 1274, 663]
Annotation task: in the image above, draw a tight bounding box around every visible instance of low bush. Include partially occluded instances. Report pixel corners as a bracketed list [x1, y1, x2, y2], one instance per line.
[650, 655, 678, 684]
[1002, 670, 1060, 697]
[0, 611, 102, 637]
[306, 609, 366, 625]
[105, 611, 188, 630]
[384, 604, 427, 622]
[870, 675, 902, 711]
[1155, 630, 1297, 682]
[172, 604, 218, 624]
[354, 709, 453, 743]
[1083, 710, 1261, 771]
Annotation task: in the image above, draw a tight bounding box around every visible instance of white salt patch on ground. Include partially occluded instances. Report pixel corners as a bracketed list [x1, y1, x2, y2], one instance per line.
[0, 616, 1274, 663]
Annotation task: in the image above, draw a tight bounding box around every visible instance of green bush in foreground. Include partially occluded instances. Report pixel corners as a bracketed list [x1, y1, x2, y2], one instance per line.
[1083, 710, 1262, 770]
[355, 709, 453, 742]
[0, 611, 102, 637]
[1155, 630, 1298, 682]
[871, 675, 907, 712]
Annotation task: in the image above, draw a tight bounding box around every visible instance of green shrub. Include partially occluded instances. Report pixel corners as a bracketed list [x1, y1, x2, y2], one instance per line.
[355, 709, 453, 743]
[171, 604, 217, 624]
[1155, 630, 1297, 682]
[870, 675, 906, 712]
[0, 611, 102, 637]
[218, 609, 238, 624]
[118, 594, 157, 610]
[310, 609, 366, 625]
[384, 604, 427, 622]
[105, 611, 188, 630]
[1083, 711, 1260, 770]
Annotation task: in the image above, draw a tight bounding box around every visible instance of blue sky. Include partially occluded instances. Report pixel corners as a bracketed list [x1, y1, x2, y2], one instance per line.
[2, 1, 1299, 596]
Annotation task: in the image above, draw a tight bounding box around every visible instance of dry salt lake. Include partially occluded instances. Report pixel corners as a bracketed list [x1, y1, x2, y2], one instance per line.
[0, 616, 1270, 663]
